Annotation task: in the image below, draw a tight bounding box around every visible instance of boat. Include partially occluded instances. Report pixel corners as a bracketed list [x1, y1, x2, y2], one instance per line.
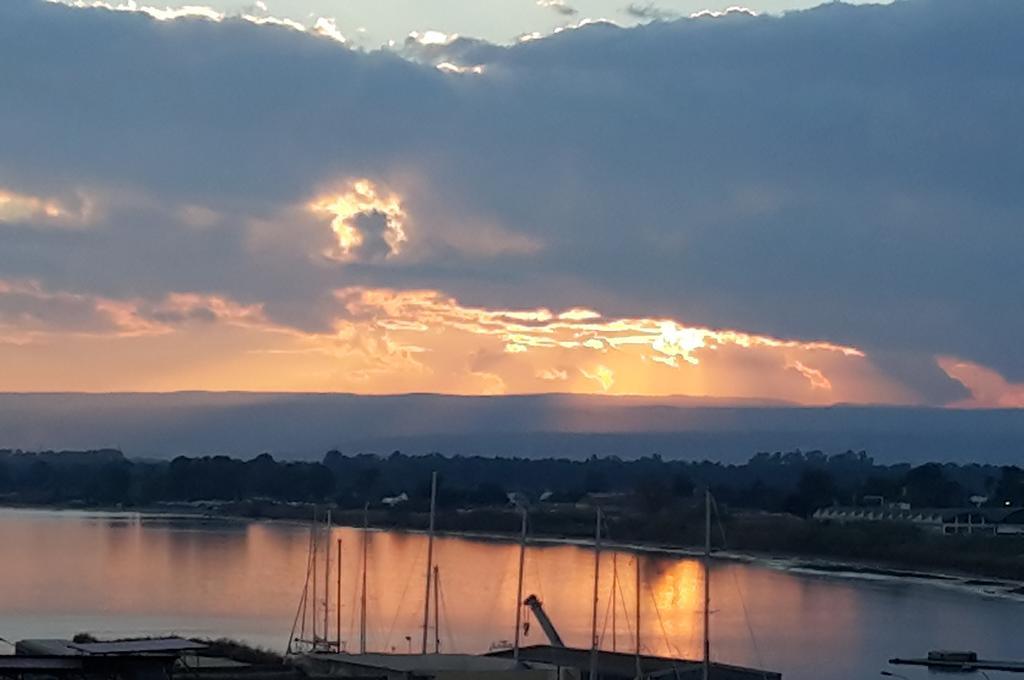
[287, 479, 782, 680]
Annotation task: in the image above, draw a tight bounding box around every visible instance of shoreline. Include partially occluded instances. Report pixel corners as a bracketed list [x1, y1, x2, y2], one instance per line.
[4, 502, 1024, 603]
[428, 527, 1024, 602]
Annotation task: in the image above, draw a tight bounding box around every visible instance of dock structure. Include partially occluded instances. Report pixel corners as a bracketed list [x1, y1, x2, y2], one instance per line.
[294, 652, 556, 680]
[7, 637, 300, 680]
[890, 656, 1024, 673]
[489, 645, 781, 680]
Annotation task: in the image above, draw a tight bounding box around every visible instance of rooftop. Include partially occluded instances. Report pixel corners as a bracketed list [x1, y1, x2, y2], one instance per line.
[488, 645, 781, 680]
[307, 652, 524, 673]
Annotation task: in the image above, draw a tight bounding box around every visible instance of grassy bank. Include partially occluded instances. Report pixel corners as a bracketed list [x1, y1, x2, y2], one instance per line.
[205, 498, 1024, 583]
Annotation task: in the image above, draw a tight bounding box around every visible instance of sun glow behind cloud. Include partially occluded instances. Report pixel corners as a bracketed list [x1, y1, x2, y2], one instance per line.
[309, 179, 407, 261]
[0, 278, 909, 402]
[325, 287, 893, 401]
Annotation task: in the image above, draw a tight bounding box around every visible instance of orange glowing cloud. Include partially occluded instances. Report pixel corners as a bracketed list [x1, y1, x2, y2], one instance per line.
[309, 179, 407, 261]
[0, 279, 270, 346]
[0, 278, 912, 402]
[937, 356, 1024, 408]
[330, 287, 906, 403]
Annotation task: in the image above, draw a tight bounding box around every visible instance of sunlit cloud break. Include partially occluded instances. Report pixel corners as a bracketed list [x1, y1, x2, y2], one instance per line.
[309, 179, 408, 262]
[0, 278, 905, 402]
[327, 287, 895, 401]
[50, 1, 347, 43]
[436, 62, 486, 75]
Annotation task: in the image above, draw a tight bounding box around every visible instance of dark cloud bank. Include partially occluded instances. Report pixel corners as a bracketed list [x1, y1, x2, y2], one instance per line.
[1, 0, 1023, 404]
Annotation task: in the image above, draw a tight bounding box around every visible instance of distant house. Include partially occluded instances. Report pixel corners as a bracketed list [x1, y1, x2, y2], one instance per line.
[813, 505, 1024, 536]
[381, 492, 409, 507]
[575, 491, 634, 511]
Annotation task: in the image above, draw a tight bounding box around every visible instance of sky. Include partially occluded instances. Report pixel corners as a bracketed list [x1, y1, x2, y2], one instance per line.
[1, 0, 1022, 407]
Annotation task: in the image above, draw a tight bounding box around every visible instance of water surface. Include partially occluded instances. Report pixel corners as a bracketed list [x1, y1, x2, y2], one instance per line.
[0, 508, 1019, 680]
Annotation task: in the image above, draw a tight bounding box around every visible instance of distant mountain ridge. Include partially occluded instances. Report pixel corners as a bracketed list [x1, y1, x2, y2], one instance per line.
[0, 392, 1022, 464]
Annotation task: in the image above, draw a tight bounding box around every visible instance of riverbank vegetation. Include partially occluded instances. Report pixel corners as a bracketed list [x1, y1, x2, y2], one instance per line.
[3, 447, 1024, 580]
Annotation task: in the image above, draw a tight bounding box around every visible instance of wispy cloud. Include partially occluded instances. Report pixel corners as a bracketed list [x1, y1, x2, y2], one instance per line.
[623, 2, 678, 21]
[537, 0, 578, 17]
[0, 186, 94, 229]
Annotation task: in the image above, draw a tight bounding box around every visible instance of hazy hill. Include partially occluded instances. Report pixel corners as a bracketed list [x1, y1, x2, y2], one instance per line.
[1, 392, 1022, 463]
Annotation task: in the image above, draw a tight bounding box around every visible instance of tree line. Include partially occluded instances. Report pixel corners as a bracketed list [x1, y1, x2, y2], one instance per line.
[2, 447, 1023, 516]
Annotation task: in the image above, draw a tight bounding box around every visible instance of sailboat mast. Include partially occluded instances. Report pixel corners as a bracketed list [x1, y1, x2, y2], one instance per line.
[433, 565, 441, 653]
[324, 510, 331, 647]
[512, 506, 528, 660]
[611, 554, 617, 653]
[703, 489, 711, 680]
[421, 471, 438, 655]
[589, 506, 602, 680]
[312, 508, 319, 643]
[360, 502, 369, 654]
[336, 538, 343, 651]
[634, 555, 642, 680]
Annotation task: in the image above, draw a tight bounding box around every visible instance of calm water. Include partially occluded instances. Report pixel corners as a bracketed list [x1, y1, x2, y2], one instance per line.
[0, 508, 1020, 680]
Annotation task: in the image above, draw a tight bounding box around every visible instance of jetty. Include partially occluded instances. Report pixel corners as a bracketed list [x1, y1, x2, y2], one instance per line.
[890, 653, 1024, 673]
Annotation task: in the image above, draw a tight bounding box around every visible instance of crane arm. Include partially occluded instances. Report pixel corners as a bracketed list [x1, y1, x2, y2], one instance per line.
[524, 594, 565, 647]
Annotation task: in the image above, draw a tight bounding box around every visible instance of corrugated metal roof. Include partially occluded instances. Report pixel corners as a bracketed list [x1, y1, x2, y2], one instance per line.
[311, 652, 522, 673]
[71, 637, 207, 655]
[16, 639, 85, 656]
[490, 646, 781, 680]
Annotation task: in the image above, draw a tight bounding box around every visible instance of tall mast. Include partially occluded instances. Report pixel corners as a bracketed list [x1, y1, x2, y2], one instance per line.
[433, 565, 441, 653]
[312, 508, 319, 643]
[324, 510, 331, 647]
[702, 489, 711, 680]
[589, 506, 602, 680]
[290, 520, 317, 653]
[634, 555, 642, 680]
[421, 471, 438, 655]
[360, 502, 369, 654]
[611, 553, 617, 653]
[301, 519, 313, 642]
[512, 506, 528, 660]
[336, 538, 342, 651]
